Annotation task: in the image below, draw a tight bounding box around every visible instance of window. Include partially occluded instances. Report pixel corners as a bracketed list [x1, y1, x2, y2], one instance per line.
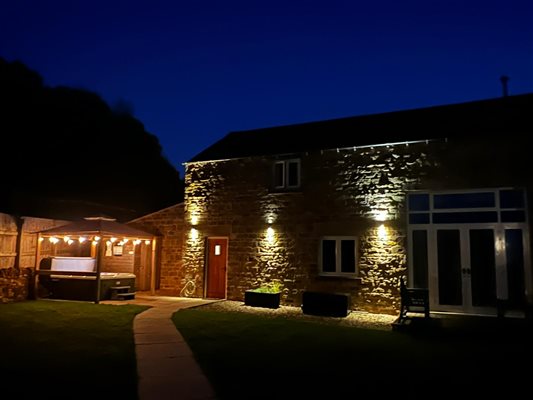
[319, 237, 358, 277]
[273, 159, 300, 189]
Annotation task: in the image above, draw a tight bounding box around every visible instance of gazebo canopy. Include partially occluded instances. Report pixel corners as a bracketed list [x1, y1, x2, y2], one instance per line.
[38, 216, 154, 239]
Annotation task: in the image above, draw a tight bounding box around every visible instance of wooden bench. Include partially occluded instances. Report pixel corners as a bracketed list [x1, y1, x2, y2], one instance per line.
[397, 278, 430, 324]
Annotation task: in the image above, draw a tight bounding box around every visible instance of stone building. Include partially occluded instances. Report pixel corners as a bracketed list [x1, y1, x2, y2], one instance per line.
[133, 94, 533, 315]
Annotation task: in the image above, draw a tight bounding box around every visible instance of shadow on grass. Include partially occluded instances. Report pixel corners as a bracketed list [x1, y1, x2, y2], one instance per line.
[173, 308, 533, 400]
[0, 300, 148, 399]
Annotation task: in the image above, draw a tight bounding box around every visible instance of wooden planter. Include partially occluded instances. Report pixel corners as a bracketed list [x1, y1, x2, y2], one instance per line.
[244, 290, 281, 309]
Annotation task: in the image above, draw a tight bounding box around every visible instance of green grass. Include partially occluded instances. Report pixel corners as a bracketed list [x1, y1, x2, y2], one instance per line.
[173, 308, 533, 399]
[0, 300, 148, 399]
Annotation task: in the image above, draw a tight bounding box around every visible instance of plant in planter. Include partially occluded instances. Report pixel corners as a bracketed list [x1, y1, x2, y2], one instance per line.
[244, 282, 282, 309]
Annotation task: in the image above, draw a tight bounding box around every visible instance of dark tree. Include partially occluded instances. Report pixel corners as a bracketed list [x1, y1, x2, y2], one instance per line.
[0, 57, 183, 221]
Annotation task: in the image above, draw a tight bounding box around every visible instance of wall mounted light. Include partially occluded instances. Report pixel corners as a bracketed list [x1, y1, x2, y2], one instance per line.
[377, 224, 388, 240]
[374, 210, 388, 222]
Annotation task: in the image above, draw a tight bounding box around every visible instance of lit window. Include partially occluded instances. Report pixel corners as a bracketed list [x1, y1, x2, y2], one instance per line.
[319, 237, 358, 276]
[273, 159, 300, 189]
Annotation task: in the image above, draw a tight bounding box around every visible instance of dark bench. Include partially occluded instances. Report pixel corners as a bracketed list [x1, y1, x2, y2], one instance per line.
[302, 291, 350, 317]
[397, 278, 430, 324]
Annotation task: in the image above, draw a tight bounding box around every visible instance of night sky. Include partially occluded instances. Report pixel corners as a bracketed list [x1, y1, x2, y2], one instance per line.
[2, 0, 532, 176]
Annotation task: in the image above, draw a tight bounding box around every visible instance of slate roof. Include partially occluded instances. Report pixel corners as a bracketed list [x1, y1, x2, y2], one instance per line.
[188, 93, 533, 163]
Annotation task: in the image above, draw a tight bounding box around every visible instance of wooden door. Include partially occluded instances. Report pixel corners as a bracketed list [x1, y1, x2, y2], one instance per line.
[206, 238, 227, 299]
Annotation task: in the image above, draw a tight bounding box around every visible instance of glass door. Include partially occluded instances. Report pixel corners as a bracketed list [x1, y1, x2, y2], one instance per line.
[431, 227, 498, 314]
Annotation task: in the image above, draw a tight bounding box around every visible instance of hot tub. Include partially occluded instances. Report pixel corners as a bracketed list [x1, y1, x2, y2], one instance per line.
[39, 257, 136, 301]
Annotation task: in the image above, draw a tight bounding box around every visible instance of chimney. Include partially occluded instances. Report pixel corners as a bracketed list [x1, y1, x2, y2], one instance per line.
[500, 75, 509, 97]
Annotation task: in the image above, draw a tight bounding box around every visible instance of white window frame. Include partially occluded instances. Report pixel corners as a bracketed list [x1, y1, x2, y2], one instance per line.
[319, 236, 358, 278]
[273, 159, 301, 189]
[274, 161, 286, 189]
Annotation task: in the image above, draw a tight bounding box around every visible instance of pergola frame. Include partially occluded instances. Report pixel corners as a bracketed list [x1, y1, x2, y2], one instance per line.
[34, 217, 158, 303]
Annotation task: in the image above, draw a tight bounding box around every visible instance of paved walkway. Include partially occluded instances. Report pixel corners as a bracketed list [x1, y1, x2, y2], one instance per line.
[106, 295, 219, 400]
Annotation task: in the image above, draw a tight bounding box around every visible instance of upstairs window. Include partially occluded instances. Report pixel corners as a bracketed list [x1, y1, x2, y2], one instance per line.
[319, 236, 358, 277]
[273, 159, 300, 189]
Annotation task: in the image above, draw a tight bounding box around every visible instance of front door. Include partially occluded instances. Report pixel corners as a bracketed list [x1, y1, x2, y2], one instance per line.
[206, 238, 227, 299]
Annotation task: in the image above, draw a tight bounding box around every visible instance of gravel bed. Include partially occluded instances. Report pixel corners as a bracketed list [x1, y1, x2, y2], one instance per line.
[197, 300, 396, 331]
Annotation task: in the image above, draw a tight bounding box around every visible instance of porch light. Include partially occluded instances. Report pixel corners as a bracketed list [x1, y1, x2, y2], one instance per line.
[110, 237, 117, 243]
[94, 236, 101, 241]
[133, 239, 141, 246]
[49, 237, 59, 244]
[377, 224, 388, 239]
[191, 215, 199, 225]
[190, 229, 198, 240]
[145, 240, 151, 245]
[266, 227, 275, 242]
[122, 238, 129, 244]
[38, 237, 44, 242]
[91, 241, 98, 246]
[79, 236, 87, 243]
[67, 239, 74, 245]
[63, 236, 70, 242]
[374, 210, 388, 222]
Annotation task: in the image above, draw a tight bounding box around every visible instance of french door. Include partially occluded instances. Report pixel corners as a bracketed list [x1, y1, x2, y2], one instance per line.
[428, 226, 527, 315]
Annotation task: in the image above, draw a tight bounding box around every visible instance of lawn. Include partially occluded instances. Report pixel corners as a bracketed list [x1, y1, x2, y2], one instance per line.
[0, 300, 148, 399]
[173, 307, 533, 399]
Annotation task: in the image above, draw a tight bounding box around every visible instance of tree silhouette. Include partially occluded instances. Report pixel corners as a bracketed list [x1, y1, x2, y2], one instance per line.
[0, 57, 183, 221]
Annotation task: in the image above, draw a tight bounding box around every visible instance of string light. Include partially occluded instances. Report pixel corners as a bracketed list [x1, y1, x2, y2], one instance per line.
[43, 235, 146, 248]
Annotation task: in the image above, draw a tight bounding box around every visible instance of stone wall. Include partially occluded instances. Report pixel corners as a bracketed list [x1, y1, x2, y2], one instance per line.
[0, 267, 32, 303]
[129, 203, 185, 295]
[183, 142, 439, 314]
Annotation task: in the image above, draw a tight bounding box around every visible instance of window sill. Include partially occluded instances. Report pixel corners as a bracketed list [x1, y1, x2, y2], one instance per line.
[318, 274, 361, 281]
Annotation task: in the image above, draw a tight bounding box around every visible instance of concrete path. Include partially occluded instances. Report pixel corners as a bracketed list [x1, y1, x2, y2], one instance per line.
[108, 295, 219, 400]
